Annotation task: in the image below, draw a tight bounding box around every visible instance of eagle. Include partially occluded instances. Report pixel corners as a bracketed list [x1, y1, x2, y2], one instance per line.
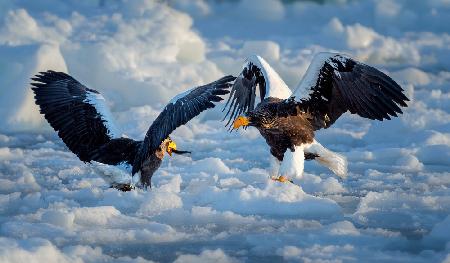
[31, 71, 235, 190]
[224, 52, 409, 183]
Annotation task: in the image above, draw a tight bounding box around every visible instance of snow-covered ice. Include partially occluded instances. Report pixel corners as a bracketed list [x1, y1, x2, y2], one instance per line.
[0, 0, 450, 262]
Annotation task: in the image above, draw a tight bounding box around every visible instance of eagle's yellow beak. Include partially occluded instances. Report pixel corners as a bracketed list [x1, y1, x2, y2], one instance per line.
[167, 141, 177, 156]
[233, 116, 250, 129]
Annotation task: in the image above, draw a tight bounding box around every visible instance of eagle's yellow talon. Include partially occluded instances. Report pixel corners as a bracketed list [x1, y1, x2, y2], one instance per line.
[271, 176, 291, 183]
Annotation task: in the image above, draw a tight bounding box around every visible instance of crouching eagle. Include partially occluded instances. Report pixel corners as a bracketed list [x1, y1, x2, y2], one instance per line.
[32, 71, 235, 189]
[225, 53, 409, 183]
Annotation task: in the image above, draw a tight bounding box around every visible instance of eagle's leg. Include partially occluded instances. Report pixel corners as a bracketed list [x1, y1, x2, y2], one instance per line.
[270, 156, 292, 183]
[269, 155, 281, 178]
[276, 145, 305, 183]
[110, 183, 134, 192]
[109, 172, 135, 192]
[139, 172, 152, 190]
[138, 156, 161, 190]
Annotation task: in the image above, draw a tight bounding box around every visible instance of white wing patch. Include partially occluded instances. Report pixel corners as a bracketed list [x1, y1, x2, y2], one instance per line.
[292, 52, 348, 100]
[246, 55, 292, 100]
[84, 90, 122, 138]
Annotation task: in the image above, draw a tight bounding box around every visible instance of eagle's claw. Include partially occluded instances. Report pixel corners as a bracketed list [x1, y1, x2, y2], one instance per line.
[111, 183, 135, 192]
[271, 176, 293, 184]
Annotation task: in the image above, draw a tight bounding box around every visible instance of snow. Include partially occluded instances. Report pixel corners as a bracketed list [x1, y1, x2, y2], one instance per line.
[0, 44, 67, 131]
[168, 88, 193, 106]
[240, 41, 281, 62]
[173, 249, 239, 263]
[0, 0, 449, 262]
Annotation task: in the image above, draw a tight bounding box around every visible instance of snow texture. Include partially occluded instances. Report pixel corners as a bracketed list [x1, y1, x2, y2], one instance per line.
[1, 0, 450, 262]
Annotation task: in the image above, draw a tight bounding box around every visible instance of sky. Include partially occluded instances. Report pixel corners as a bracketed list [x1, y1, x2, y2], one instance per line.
[0, 0, 450, 262]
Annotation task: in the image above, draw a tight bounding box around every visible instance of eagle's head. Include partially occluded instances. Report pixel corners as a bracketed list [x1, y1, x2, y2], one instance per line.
[233, 113, 276, 130]
[162, 137, 177, 156]
[161, 137, 191, 157]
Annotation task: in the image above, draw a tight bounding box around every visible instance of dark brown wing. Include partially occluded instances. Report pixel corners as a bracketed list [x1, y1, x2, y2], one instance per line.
[132, 75, 235, 174]
[292, 53, 409, 130]
[31, 70, 121, 162]
[223, 55, 292, 127]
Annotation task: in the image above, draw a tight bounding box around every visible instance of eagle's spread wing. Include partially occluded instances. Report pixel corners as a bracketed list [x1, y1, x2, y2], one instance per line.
[292, 52, 409, 130]
[132, 75, 235, 175]
[223, 55, 292, 127]
[31, 70, 122, 162]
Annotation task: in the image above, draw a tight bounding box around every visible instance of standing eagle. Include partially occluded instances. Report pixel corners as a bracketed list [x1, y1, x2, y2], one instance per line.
[225, 53, 409, 183]
[32, 71, 235, 190]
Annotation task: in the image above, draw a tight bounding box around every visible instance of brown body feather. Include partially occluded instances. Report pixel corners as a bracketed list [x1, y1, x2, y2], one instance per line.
[224, 53, 409, 168]
[250, 98, 315, 161]
[31, 70, 234, 189]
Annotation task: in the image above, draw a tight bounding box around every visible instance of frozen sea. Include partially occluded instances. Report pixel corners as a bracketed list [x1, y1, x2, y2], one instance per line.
[0, 0, 450, 262]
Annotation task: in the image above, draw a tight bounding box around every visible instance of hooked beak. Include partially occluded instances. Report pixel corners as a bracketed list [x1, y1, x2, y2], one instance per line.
[172, 149, 192, 155]
[233, 116, 250, 130]
[167, 141, 177, 157]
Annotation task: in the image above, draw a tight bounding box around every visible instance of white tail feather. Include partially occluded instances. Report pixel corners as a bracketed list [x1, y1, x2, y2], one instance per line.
[305, 140, 348, 178]
[90, 162, 134, 184]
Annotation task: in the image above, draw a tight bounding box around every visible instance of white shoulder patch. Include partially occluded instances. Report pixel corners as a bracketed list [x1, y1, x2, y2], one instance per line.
[246, 55, 292, 100]
[84, 90, 122, 138]
[292, 52, 337, 100]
